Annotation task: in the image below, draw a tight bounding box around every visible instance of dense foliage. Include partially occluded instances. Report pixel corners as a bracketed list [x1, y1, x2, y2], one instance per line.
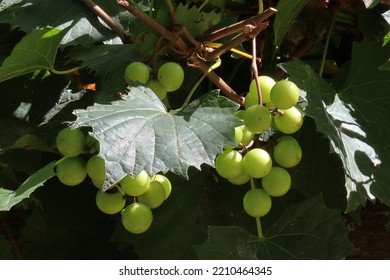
[0, 0, 389, 259]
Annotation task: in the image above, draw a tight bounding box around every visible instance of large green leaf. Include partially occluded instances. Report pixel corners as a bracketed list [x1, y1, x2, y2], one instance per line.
[0, 25, 72, 83]
[0, 0, 132, 46]
[0, 161, 56, 211]
[273, 0, 308, 47]
[73, 87, 241, 189]
[279, 40, 390, 211]
[194, 195, 353, 259]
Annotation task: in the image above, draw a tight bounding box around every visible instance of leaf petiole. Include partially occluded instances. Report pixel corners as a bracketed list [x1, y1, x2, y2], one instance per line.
[50, 66, 79, 75]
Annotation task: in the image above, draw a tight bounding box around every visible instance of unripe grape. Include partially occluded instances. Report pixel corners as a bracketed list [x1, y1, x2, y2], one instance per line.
[95, 190, 125, 214]
[274, 106, 303, 134]
[242, 148, 272, 178]
[243, 188, 272, 217]
[124, 61, 150, 84]
[273, 136, 302, 168]
[245, 76, 276, 108]
[234, 125, 255, 147]
[215, 149, 243, 179]
[120, 170, 150, 197]
[242, 104, 272, 134]
[227, 169, 251, 185]
[270, 80, 300, 110]
[147, 79, 167, 100]
[121, 202, 153, 234]
[56, 156, 87, 186]
[86, 155, 105, 188]
[153, 174, 172, 200]
[262, 167, 291, 197]
[137, 180, 166, 209]
[158, 62, 184, 92]
[56, 127, 85, 157]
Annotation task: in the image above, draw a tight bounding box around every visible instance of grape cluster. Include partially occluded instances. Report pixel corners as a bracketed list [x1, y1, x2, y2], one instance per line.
[214, 76, 303, 219]
[124, 61, 185, 100]
[54, 127, 172, 234]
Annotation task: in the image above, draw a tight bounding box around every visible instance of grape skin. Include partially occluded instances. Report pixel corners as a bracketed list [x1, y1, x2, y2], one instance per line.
[243, 188, 272, 217]
[121, 202, 153, 234]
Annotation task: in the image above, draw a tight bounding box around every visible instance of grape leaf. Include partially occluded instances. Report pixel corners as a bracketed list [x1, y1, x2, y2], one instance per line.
[0, 0, 131, 46]
[0, 161, 56, 211]
[273, 0, 308, 47]
[0, 25, 72, 83]
[67, 44, 138, 80]
[176, 3, 221, 38]
[194, 195, 353, 259]
[73, 87, 241, 189]
[279, 40, 390, 211]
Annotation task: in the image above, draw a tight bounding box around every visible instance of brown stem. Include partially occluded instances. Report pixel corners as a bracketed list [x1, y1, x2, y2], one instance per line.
[80, 0, 134, 43]
[199, 7, 277, 42]
[117, 0, 244, 105]
[204, 22, 269, 61]
[251, 38, 262, 105]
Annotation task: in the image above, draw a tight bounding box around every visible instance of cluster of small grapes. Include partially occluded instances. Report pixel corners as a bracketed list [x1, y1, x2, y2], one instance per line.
[124, 61, 185, 100]
[215, 76, 303, 219]
[54, 127, 172, 234]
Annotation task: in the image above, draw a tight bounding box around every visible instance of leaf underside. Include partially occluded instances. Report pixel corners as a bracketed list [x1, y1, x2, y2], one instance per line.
[279, 39, 390, 211]
[73, 87, 241, 189]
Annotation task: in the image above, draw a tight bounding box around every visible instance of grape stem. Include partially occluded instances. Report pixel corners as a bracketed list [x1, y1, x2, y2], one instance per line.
[181, 58, 221, 108]
[117, 1, 276, 106]
[251, 37, 262, 105]
[319, 12, 337, 77]
[79, 0, 134, 43]
[250, 178, 264, 239]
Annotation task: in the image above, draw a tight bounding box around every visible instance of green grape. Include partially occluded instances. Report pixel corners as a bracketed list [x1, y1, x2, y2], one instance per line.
[234, 110, 246, 119]
[245, 75, 276, 108]
[157, 62, 184, 92]
[56, 127, 85, 157]
[120, 170, 150, 197]
[153, 174, 172, 200]
[56, 156, 87, 186]
[227, 169, 251, 185]
[270, 80, 300, 110]
[95, 190, 125, 214]
[243, 188, 272, 217]
[86, 155, 105, 188]
[121, 202, 153, 234]
[242, 148, 272, 178]
[124, 61, 150, 84]
[242, 104, 272, 134]
[215, 149, 243, 179]
[147, 79, 167, 100]
[137, 180, 166, 209]
[234, 125, 255, 147]
[273, 135, 302, 168]
[262, 167, 291, 197]
[274, 106, 303, 134]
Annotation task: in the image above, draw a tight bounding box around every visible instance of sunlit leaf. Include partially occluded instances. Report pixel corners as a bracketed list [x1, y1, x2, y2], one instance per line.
[73, 87, 241, 189]
[0, 25, 72, 83]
